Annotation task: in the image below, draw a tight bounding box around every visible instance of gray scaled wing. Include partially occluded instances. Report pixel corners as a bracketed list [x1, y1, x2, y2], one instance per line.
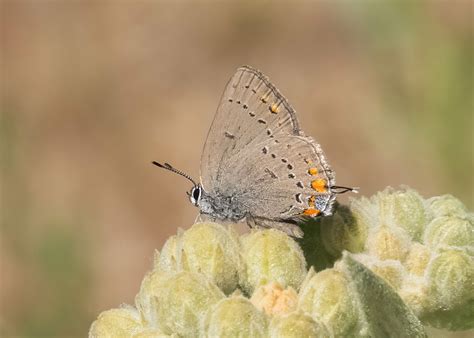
[200, 66, 336, 227]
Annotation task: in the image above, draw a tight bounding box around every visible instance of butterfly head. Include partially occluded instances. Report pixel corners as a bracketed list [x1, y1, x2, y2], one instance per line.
[188, 184, 216, 215]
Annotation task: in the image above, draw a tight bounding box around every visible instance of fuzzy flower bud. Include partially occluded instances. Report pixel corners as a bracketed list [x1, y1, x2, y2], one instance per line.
[422, 248, 474, 330]
[178, 222, 241, 294]
[250, 281, 298, 316]
[268, 310, 331, 338]
[349, 195, 379, 227]
[404, 243, 432, 276]
[298, 267, 360, 336]
[423, 215, 473, 249]
[135, 271, 224, 336]
[240, 229, 306, 295]
[202, 295, 268, 337]
[426, 194, 468, 219]
[156, 235, 179, 272]
[135, 270, 169, 325]
[376, 187, 427, 241]
[367, 226, 411, 262]
[353, 254, 406, 290]
[399, 277, 430, 317]
[89, 306, 143, 338]
[320, 204, 368, 258]
[340, 254, 426, 337]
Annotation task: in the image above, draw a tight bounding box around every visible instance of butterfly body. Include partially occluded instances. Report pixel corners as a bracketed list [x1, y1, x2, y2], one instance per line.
[193, 185, 247, 221]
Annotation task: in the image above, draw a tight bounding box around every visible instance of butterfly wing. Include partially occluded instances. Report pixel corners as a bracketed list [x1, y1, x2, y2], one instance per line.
[200, 66, 336, 220]
[201, 66, 300, 188]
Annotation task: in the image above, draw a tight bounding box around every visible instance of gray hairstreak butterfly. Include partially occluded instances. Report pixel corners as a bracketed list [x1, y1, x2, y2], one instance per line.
[153, 66, 357, 237]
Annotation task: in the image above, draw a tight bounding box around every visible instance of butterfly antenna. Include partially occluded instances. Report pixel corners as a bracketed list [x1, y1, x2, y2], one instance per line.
[331, 185, 359, 194]
[152, 161, 197, 186]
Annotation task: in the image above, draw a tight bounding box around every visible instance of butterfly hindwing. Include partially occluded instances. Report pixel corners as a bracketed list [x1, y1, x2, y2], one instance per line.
[223, 134, 336, 219]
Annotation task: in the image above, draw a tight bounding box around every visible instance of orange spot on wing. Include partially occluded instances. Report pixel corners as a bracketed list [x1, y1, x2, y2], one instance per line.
[270, 103, 279, 114]
[308, 168, 318, 175]
[311, 179, 327, 193]
[308, 195, 316, 207]
[303, 208, 321, 216]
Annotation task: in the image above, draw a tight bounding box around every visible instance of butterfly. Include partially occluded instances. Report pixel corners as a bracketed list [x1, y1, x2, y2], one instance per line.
[153, 66, 357, 237]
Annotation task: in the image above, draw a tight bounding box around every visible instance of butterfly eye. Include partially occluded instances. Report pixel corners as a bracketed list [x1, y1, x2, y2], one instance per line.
[192, 186, 201, 202]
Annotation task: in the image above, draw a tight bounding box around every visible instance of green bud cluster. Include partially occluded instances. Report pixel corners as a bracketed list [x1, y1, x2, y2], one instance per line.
[320, 187, 473, 331]
[90, 225, 310, 337]
[90, 187, 472, 336]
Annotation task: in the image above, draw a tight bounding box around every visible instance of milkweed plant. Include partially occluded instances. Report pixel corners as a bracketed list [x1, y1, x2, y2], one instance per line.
[89, 187, 473, 337]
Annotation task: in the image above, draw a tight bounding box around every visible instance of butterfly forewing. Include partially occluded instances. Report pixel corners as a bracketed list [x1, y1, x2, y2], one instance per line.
[201, 67, 298, 188]
[200, 66, 336, 220]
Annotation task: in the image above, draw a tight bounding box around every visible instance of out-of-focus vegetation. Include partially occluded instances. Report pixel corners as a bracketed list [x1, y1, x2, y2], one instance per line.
[1, 1, 472, 337]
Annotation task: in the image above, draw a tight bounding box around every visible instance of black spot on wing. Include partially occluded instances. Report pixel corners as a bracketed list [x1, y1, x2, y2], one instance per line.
[264, 168, 278, 179]
[224, 131, 235, 139]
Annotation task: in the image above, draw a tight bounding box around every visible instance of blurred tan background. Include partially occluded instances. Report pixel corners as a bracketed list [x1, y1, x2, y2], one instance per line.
[1, 1, 472, 336]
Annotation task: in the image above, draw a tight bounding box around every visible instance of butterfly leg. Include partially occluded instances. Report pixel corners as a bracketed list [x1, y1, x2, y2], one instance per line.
[246, 214, 304, 238]
[194, 213, 217, 223]
[245, 213, 267, 231]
